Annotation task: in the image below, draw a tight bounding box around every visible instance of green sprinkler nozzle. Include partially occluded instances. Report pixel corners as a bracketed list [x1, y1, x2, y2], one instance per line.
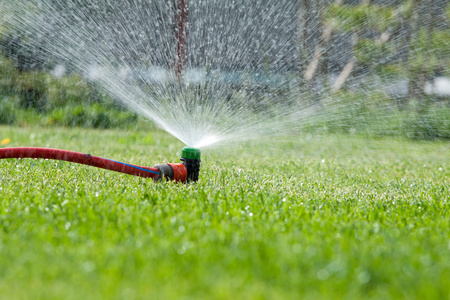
[180, 146, 201, 182]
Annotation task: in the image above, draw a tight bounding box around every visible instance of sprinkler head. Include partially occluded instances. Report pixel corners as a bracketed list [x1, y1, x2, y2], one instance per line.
[180, 146, 201, 182]
[152, 147, 201, 183]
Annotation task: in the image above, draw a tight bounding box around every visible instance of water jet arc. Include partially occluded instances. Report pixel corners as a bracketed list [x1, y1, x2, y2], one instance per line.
[0, 147, 201, 183]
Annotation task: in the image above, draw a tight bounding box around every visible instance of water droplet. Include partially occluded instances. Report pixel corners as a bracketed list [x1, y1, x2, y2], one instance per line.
[82, 261, 95, 273]
[317, 269, 329, 280]
[177, 246, 187, 255]
[358, 271, 371, 284]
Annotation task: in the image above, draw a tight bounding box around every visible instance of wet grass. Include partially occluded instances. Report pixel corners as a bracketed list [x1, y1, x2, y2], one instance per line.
[0, 125, 449, 300]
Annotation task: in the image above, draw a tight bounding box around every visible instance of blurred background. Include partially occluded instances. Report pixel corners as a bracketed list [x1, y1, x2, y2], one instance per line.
[1, 0, 449, 140]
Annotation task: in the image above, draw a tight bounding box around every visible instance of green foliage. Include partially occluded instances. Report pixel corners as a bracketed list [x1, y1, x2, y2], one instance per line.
[14, 71, 49, 111]
[354, 38, 394, 65]
[0, 55, 17, 93]
[47, 74, 93, 108]
[0, 57, 18, 124]
[446, 1, 450, 21]
[47, 104, 138, 129]
[428, 30, 450, 60]
[0, 25, 7, 37]
[325, 1, 449, 84]
[311, 90, 397, 134]
[407, 53, 439, 77]
[404, 106, 450, 140]
[406, 28, 449, 91]
[301, 90, 450, 140]
[375, 64, 406, 78]
[324, 3, 397, 32]
[0, 97, 16, 124]
[409, 29, 449, 72]
[0, 54, 139, 129]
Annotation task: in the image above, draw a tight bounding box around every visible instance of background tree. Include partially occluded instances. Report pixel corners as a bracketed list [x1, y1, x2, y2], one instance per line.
[322, 0, 399, 91]
[405, 0, 449, 109]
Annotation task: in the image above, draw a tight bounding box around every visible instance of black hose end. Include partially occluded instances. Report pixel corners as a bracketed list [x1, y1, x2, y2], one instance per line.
[181, 158, 201, 182]
[180, 147, 201, 183]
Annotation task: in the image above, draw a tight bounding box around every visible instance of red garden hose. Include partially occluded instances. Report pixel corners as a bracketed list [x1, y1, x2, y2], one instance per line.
[0, 147, 189, 182]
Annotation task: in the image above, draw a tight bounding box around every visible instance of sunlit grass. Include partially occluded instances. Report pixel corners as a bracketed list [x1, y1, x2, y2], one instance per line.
[0, 125, 449, 299]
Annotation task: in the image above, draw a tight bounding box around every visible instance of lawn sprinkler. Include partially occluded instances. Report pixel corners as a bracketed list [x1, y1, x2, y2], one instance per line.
[0, 146, 201, 183]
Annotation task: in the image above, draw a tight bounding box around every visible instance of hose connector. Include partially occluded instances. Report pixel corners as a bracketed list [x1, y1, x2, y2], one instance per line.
[153, 163, 188, 182]
[180, 147, 201, 182]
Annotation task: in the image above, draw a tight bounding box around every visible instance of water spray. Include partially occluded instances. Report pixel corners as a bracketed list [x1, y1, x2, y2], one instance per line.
[0, 146, 201, 183]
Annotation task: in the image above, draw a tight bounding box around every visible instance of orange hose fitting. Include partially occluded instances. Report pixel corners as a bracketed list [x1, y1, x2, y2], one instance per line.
[167, 163, 188, 182]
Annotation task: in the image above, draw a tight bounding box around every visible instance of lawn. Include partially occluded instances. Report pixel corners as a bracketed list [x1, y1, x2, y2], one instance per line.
[0, 125, 449, 299]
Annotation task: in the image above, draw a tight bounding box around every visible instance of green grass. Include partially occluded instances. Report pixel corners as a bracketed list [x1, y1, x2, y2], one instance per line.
[0, 125, 449, 299]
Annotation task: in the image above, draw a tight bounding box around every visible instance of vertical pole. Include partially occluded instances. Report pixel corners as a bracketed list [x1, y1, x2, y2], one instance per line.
[175, 0, 188, 80]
